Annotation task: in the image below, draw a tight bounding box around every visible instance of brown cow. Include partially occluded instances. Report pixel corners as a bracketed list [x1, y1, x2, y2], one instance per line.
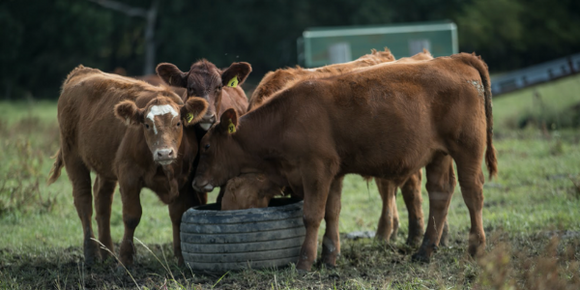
[193, 53, 497, 271]
[47, 65, 209, 267]
[226, 49, 437, 246]
[156, 60, 252, 130]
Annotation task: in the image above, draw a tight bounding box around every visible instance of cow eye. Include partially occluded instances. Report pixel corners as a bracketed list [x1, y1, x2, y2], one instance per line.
[215, 86, 222, 92]
[176, 121, 181, 127]
[204, 144, 210, 150]
[145, 124, 150, 129]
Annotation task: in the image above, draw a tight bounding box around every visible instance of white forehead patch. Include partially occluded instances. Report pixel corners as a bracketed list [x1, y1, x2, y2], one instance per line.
[146, 104, 179, 134]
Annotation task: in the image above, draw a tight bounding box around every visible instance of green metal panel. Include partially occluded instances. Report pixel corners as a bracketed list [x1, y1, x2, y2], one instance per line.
[300, 21, 458, 68]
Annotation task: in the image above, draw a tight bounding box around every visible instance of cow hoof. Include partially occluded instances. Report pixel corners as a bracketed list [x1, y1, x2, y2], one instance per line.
[177, 257, 185, 267]
[321, 254, 338, 268]
[411, 253, 431, 263]
[390, 228, 399, 242]
[296, 260, 312, 272]
[405, 235, 422, 248]
[116, 263, 134, 276]
[83, 252, 101, 268]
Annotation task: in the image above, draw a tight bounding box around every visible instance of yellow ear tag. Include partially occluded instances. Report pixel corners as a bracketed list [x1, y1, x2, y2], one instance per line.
[185, 113, 194, 123]
[227, 76, 238, 88]
[228, 119, 236, 133]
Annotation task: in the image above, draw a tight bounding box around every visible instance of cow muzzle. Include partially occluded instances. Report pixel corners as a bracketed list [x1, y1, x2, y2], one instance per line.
[153, 148, 176, 165]
[199, 113, 216, 131]
[192, 178, 214, 192]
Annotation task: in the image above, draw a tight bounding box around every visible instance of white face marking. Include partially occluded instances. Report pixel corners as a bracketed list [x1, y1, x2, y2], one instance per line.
[146, 104, 179, 135]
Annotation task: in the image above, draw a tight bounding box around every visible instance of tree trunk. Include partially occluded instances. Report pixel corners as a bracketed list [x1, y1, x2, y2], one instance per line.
[143, 0, 159, 75]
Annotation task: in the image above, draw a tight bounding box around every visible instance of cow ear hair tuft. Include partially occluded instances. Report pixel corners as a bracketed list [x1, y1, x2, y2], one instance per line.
[219, 108, 238, 134]
[114, 100, 143, 127]
[180, 97, 208, 126]
[221, 62, 252, 87]
[156, 63, 188, 88]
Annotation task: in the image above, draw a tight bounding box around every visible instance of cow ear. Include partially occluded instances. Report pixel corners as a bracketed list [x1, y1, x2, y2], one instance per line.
[156, 63, 188, 88]
[114, 100, 144, 126]
[221, 62, 252, 88]
[180, 97, 208, 126]
[218, 108, 238, 134]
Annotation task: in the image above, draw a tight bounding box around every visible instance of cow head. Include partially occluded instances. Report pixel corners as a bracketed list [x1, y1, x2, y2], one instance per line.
[114, 95, 208, 165]
[221, 173, 284, 210]
[193, 108, 247, 192]
[156, 60, 251, 131]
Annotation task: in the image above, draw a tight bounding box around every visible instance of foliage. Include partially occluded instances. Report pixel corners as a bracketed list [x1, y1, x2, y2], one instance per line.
[492, 74, 580, 131]
[0, 115, 59, 216]
[1, 0, 580, 99]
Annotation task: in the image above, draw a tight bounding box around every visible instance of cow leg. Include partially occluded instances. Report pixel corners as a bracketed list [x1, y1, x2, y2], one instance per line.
[412, 154, 455, 262]
[93, 175, 117, 261]
[453, 151, 485, 257]
[391, 190, 401, 242]
[439, 161, 456, 248]
[440, 220, 450, 247]
[64, 153, 99, 266]
[321, 176, 343, 267]
[168, 186, 207, 266]
[296, 165, 334, 271]
[118, 180, 142, 267]
[400, 170, 424, 247]
[375, 178, 399, 242]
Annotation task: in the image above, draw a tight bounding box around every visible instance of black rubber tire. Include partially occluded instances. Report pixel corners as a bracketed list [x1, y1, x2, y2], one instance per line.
[180, 198, 305, 273]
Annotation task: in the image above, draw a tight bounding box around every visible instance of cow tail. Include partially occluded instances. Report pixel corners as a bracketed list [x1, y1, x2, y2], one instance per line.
[471, 54, 498, 179]
[47, 149, 64, 185]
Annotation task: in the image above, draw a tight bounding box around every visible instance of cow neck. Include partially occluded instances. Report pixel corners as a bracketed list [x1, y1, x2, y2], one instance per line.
[234, 109, 285, 175]
[177, 126, 196, 167]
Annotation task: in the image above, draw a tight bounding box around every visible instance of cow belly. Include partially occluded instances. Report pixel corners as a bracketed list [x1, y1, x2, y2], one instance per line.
[338, 138, 440, 182]
[77, 134, 123, 180]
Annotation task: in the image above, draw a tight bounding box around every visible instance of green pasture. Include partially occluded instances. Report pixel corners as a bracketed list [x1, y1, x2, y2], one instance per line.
[1, 75, 580, 289]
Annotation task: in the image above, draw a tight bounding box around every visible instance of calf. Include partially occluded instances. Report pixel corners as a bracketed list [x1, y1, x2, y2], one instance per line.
[194, 53, 497, 271]
[221, 173, 285, 210]
[48, 65, 208, 266]
[156, 60, 252, 130]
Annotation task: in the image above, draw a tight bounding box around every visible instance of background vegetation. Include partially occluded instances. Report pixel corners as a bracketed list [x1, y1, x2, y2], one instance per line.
[2, 0, 580, 99]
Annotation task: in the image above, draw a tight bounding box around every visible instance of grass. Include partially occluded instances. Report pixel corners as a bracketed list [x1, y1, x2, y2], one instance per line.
[1, 75, 580, 289]
[493, 74, 580, 131]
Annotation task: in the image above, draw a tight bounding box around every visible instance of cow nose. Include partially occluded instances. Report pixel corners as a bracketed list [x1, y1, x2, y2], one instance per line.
[199, 113, 216, 131]
[157, 149, 174, 159]
[203, 113, 216, 123]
